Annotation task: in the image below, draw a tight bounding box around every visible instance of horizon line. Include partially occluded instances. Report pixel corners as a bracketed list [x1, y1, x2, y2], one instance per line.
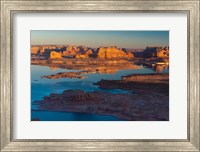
[31, 44, 169, 49]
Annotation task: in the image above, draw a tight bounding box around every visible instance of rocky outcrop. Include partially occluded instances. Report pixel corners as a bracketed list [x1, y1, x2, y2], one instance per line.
[62, 45, 78, 56]
[34, 89, 169, 121]
[50, 51, 62, 59]
[42, 71, 87, 79]
[32, 45, 169, 61]
[157, 48, 169, 58]
[122, 73, 169, 83]
[75, 49, 93, 59]
[31, 46, 40, 54]
[142, 47, 169, 58]
[85, 49, 93, 56]
[97, 46, 134, 60]
[69, 90, 104, 103]
[31, 45, 65, 57]
[94, 73, 169, 95]
[127, 51, 134, 59]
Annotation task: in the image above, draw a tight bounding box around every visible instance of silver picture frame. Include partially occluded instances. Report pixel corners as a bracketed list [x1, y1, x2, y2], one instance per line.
[0, 0, 199, 151]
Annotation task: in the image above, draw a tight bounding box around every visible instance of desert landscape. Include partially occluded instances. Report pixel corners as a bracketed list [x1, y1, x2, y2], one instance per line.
[31, 31, 169, 121]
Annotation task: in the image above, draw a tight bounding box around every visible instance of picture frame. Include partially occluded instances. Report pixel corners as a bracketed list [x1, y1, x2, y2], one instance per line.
[0, 0, 199, 151]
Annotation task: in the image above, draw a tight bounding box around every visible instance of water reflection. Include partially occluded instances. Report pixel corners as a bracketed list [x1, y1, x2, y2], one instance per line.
[31, 64, 169, 121]
[31, 110, 121, 121]
[153, 65, 169, 73]
[50, 66, 58, 71]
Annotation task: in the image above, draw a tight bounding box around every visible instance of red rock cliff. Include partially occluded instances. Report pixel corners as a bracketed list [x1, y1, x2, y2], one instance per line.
[97, 46, 134, 59]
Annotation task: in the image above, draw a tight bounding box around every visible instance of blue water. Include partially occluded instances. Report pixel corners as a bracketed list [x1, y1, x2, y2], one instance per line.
[31, 65, 169, 121]
[31, 110, 120, 121]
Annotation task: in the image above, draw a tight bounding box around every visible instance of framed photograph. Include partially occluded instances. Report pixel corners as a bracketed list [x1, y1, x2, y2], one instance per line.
[0, 0, 199, 151]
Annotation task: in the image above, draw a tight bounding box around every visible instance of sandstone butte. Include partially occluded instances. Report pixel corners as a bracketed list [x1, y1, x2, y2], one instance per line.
[75, 49, 93, 59]
[31, 46, 40, 54]
[31, 45, 169, 60]
[31, 45, 135, 60]
[142, 46, 169, 58]
[50, 51, 62, 59]
[63, 45, 78, 56]
[97, 46, 134, 60]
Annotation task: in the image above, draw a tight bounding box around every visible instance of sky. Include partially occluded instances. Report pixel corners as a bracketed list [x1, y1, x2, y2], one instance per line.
[31, 30, 169, 49]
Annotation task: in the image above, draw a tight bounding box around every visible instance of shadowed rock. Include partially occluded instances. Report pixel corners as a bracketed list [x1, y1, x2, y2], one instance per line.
[34, 89, 169, 121]
[94, 73, 169, 95]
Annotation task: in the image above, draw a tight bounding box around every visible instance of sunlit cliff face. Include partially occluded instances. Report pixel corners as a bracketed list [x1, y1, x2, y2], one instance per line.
[97, 46, 134, 60]
[31, 45, 136, 60]
[50, 51, 62, 59]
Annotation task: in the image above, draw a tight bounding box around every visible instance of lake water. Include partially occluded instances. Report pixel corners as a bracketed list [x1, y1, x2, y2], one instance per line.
[31, 64, 169, 121]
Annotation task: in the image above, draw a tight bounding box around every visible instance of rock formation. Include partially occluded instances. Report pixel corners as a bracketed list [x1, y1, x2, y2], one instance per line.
[121, 73, 169, 84]
[156, 47, 169, 58]
[95, 73, 169, 95]
[31, 46, 40, 54]
[42, 71, 88, 79]
[75, 49, 93, 59]
[62, 45, 81, 56]
[31, 45, 169, 62]
[34, 88, 169, 121]
[142, 47, 169, 58]
[70, 91, 104, 103]
[127, 51, 134, 59]
[50, 51, 62, 59]
[97, 46, 134, 60]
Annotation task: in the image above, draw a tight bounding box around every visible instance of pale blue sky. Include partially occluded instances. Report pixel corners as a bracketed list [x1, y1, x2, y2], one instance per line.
[31, 30, 169, 49]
